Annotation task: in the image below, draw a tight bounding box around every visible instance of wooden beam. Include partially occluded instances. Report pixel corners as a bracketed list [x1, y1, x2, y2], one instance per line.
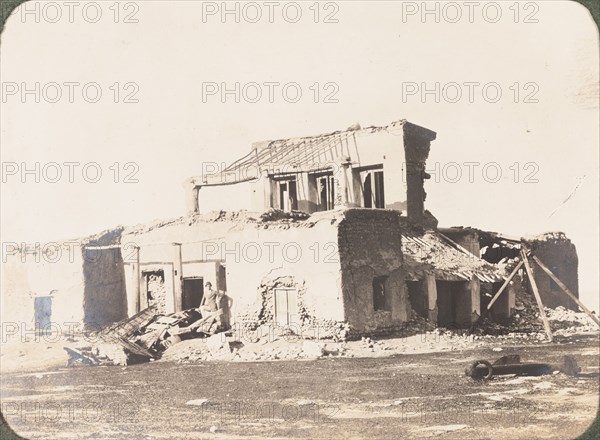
[132, 246, 140, 314]
[487, 259, 524, 311]
[532, 255, 599, 327]
[521, 250, 553, 341]
[172, 243, 183, 313]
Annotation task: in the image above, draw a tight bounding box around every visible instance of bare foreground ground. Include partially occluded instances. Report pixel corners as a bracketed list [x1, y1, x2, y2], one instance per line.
[1, 332, 599, 440]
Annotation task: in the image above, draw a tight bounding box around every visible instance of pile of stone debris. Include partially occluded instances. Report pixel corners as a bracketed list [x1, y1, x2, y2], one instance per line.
[546, 306, 599, 336]
[64, 306, 228, 367]
[478, 289, 598, 340]
[161, 337, 349, 363]
[258, 208, 310, 222]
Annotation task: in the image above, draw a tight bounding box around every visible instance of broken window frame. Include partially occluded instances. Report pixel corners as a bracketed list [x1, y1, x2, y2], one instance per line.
[272, 174, 299, 212]
[357, 165, 385, 209]
[310, 171, 335, 211]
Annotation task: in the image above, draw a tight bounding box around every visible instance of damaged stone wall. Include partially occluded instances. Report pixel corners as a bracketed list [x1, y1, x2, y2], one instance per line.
[337, 209, 409, 334]
[439, 228, 481, 257]
[226, 212, 346, 333]
[235, 274, 349, 339]
[1, 227, 127, 330]
[403, 123, 436, 224]
[82, 246, 128, 327]
[121, 213, 242, 315]
[1, 244, 86, 328]
[525, 233, 579, 310]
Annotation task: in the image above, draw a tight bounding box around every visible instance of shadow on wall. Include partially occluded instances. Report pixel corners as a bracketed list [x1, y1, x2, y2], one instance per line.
[219, 293, 233, 328]
[82, 248, 128, 327]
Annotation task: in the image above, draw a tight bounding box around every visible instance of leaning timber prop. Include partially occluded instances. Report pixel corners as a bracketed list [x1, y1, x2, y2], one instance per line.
[486, 258, 524, 312]
[466, 354, 581, 380]
[485, 249, 553, 340]
[486, 249, 598, 340]
[521, 249, 554, 341]
[532, 255, 600, 327]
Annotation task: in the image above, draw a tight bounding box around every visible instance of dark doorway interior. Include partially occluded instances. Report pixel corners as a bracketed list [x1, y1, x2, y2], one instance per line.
[406, 280, 427, 318]
[182, 277, 204, 310]
[436, 280, 469, 328]
[372, 275, 391, 311]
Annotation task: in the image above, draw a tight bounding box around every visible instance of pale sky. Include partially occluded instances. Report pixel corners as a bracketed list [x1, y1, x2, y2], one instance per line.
[1, 1, 598, 306]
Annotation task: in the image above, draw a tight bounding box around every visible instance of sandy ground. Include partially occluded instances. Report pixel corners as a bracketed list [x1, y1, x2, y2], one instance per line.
[1, 331, 598, 439]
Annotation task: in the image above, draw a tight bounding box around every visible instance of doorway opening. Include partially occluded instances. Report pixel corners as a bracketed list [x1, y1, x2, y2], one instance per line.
[182, 277, 204, 310]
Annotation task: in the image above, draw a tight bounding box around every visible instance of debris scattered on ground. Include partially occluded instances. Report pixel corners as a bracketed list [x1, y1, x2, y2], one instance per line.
[62, 294, 598, 367]
[64, 305, 229, 366]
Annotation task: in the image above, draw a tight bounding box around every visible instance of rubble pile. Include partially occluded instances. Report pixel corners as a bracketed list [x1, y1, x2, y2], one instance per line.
[146, 274, 167, 314]
[64, 305, 229, 366]
[304, 319, 352, 341]
[161, 336, 350, 363]
[360, 336, 391, 352]
[259, 208, 310, 222]
[478, 287, 544, 336]
[546, 306, 599, 336]
[506, 290, 545, 333]
[478, 285, 598, 340]
[126, 210, 263, 235]
[406, 308, 437, 335]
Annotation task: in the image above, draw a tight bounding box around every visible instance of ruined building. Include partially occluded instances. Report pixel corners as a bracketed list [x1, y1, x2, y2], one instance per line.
[1, 119, 581, 337]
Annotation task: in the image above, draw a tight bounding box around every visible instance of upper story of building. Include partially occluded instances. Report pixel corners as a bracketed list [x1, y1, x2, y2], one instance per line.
[185, 119, 436, 224]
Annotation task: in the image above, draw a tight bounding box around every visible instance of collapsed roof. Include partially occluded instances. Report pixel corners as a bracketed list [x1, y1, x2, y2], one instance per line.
[191, 119, 436, 187]
[402, 229, 506, 282]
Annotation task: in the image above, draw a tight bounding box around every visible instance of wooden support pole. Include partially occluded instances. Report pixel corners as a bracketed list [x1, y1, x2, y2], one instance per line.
[140, 272, 149, 310]
[172, 243, 183, 313]
[521, 250, 553, 342]
[424, 273, 438, 324]
[487, 259, 524, 311]
[184, 179, 200, 214]
[533, 255, 600, 327]
[132, 246, 141, 314]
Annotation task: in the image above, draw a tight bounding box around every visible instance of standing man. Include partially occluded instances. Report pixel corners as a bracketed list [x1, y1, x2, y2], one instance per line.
[199, 281, 219, 316]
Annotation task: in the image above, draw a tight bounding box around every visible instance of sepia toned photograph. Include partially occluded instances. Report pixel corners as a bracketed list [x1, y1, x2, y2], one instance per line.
[1, 1, 598, 439]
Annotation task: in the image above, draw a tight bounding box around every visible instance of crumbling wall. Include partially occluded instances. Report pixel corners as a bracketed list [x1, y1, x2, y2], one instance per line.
[525, 233, 579, 310]
[1, 227, 128, 332]
[226, 213, 345, 333]
[1, 245, 86, 330]
[439, 228, 480, 257]
[82, 246, 128, 327]
[403, 123, 436, 224]
[352, 127, 409, 211]
[337, 209, 409, 334]
[121, 215, 242, 315]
